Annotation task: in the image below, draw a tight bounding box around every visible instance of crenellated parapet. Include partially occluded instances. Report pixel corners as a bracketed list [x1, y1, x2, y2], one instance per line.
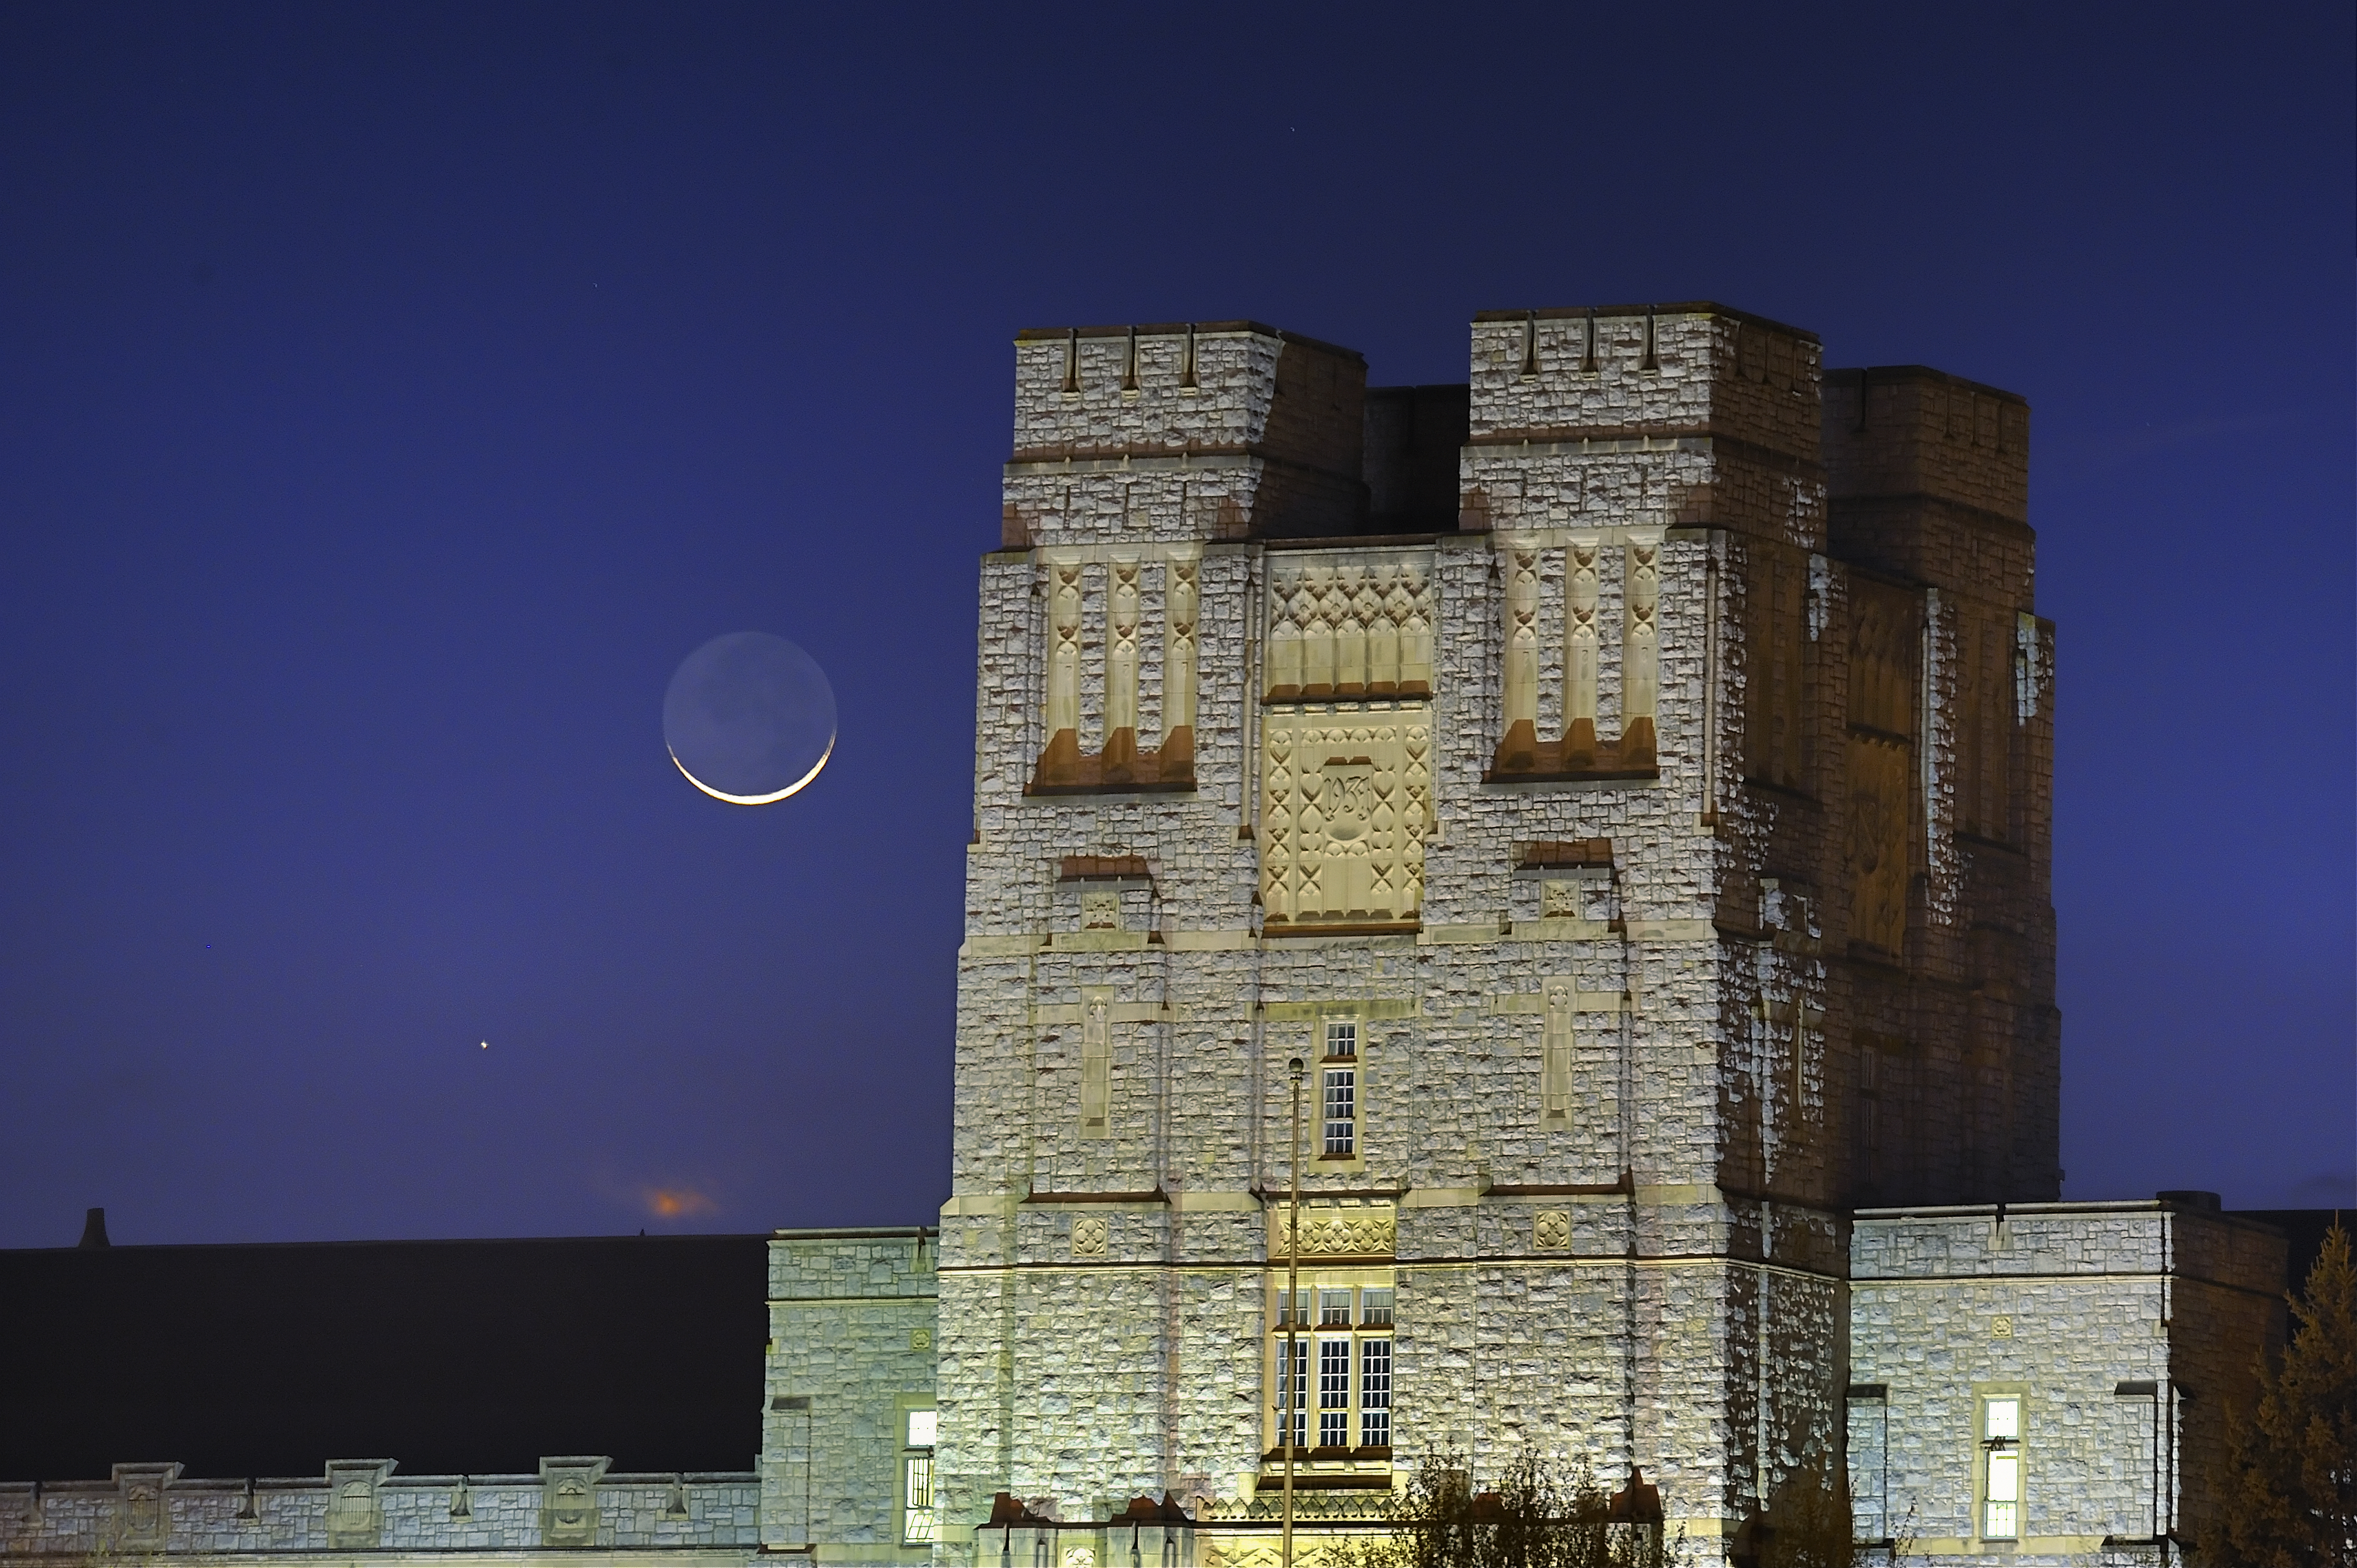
[1003, 322, 1370, 549]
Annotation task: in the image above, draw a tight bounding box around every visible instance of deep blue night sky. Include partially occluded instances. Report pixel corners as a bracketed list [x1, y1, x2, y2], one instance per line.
[1, 3, 2349, 1248]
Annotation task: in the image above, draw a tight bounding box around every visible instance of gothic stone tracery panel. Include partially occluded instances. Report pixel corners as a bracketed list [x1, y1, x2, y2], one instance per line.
[1260, 704, 1433, 931]
[1263, 549, 1434, 702]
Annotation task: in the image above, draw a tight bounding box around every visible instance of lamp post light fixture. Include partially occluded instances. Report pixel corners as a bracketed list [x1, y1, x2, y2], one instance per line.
[1282, 1054, 1305, 1568]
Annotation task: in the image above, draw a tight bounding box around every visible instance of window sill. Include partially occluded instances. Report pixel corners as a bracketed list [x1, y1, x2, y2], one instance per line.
[1259, 1446, 1393, 1463]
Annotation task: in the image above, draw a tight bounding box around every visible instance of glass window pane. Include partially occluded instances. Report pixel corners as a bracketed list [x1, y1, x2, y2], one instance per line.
[906, 1410, 938, 1448]
[1319, 1339, 1351, 1407]
[1360, 1288, 1394, 1326]
[1323, 1070, 1356, 1156]
[1984, 1398, 2019, 1441]
[904, 1456, 936, 1543]
[1326, 1021, 1357, 1058]
[1984, 1500, 2016, 1539]
[1987, 1452, 2019, 1503]
[1273, 1340, 1306, 1447]
[1360, 1337, 1392, 1446]
[1319, 1290, 1353, 1325]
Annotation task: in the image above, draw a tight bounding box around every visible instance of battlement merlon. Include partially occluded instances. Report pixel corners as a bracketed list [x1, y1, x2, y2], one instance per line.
[1005, 322, 1371, 546]
[1460, 303, 1828, 548]
[1467, 302, 1825, 457]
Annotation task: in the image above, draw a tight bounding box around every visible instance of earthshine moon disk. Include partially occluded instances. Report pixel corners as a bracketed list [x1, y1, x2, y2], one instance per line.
[662, 632, 838, 805]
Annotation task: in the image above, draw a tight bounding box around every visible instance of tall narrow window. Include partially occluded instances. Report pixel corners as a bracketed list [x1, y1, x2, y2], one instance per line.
[1274, 1337, 1307, 1448]
[1744, 554, 1804, 788]
[1854, 1040, 1882, 1189]
[1982, 1396, 2023, 1540]
[1360, 1335, 1392, 1447]
[1269, 1287, 1397, 1458]
[902, 1409, 938, 1544]
[1325, 1020, 1357, 1060]
[1322, 1068, 1356, 1157]
[1319, 1339, 1352, 1446]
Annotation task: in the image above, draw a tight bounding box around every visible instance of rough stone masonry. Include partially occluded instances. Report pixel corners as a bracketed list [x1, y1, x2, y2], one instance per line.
[0, 306, 2289, 1568]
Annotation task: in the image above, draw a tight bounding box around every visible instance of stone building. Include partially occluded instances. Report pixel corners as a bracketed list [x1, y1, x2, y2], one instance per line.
[0, 304, 2296, 1568]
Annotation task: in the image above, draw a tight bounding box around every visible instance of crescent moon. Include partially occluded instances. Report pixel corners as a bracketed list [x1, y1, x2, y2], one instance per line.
[668, 731, 836, 806]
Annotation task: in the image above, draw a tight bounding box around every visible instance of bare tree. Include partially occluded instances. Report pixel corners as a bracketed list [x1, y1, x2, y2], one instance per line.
[1344, 1448, 1673, 1568]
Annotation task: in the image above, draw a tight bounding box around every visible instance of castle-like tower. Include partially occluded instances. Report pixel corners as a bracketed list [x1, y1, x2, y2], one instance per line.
[935, 306, 2060, 1548]
[0, 309, 2292, 1568]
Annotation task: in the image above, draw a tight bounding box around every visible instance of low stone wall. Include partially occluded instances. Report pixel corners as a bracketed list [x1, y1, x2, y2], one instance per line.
[0, 1462, 758, 1557]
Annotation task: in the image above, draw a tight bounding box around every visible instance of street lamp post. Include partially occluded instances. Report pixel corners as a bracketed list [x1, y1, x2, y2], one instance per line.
[1283, 1055, 1305, 1568]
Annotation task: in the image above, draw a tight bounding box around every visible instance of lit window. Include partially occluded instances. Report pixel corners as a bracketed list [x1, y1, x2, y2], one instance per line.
[902, 1407, 938, 1544]
[1269, 1285, 1398, 1458]
[1322, 1069, 1356, 1156]
[1319, 1339, 1351, 1446]
[1274, 1337, 1307, 1448]
[1982, 1397, 2021, 1540]
[1360, 1338, 1391, 1446]
[1325, 1021, 1357, 1059]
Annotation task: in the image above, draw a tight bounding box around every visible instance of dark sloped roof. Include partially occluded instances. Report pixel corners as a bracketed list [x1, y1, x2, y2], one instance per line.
[0, 1234, 767, 1482]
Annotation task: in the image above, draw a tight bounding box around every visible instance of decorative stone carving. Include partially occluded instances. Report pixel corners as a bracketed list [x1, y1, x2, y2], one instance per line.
[1621, 541, 1659, 764]
[1540, 977, 1577, 1122]
[112, 1463, 178, 1549]
[1163, 554, 1199, 775]
[1071, 1216, 1109, 1257]
[1565, 540, 1601, 763]
[1534, 1211, 1572, 1251]
[1079, 987, 1113, 1138]
[1263, 550, 1433, 701]
[1030, 550, 1195, 793]
[1268, 1205, 1394, 1259]
[1081, 890, 1122, 931]
[1488, 536, 1660, 780]
[324, 1461, 391, 1549]
[538, 1457, 609, 1547]
[1260, 704, 1433, 930]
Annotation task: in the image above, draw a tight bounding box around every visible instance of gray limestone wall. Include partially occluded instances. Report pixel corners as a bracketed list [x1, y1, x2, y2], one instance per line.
[0, 1465, 756, 1557]
[1847, 1202, 2284, 1565]
[764, 1230, 940, 1566]
[941, 310, 1894, 1554]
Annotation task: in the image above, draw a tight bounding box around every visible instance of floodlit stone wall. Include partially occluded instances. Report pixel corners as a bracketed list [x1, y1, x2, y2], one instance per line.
[0, 1462, 757, 1558]
[764, 1229, 941, 1567]
[1847, 1201, 2284, 1565]
[942, 303, 2062, 1558]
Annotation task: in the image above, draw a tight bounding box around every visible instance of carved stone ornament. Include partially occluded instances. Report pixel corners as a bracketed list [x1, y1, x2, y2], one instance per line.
[538, 1457, 610, 1546]
[1534, 1211, 1572, 1250]
[1268, 1205, 1395, 1259]
[112, 1463, 180, 1549]
[325, 1461, 394, 1549]
[1260, 705, 1433, 930]
[1071, 1215, 1109, 1257]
